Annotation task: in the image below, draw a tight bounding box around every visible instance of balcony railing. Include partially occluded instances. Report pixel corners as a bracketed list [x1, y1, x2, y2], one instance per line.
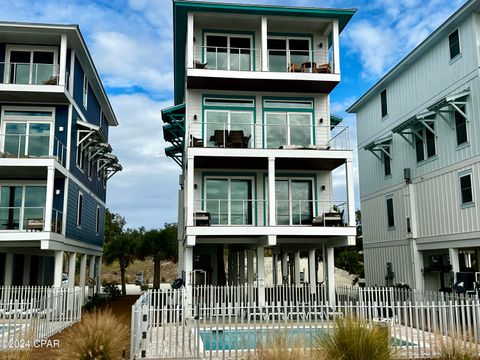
[193, 199, 348, 227]
[188, 122, 350, 150]
[192, 46, 335, 74]
[0, 134, 67, 167]
[0, 62, 60, 85]
[0, 207, 63, 233]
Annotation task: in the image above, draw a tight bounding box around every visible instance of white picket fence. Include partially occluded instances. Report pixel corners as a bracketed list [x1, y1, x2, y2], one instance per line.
[0, 286, 82, 350]
[131, 285, 480, 359]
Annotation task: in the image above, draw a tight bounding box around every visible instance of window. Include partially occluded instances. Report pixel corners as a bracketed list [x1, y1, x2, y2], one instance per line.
[449, 29, 460, 60]
[87, 157, 94, 179]
[381, 89, 388, 118]
[82, 74, 88, 109]
[76, 134, 87, 171]
[267, 36, 311, 72]
[77, 192, 83, 227]
[386, 197, 395, 228]
[5, 46, 58, 85]
[263, 98, 314, 149]
[455, 105, 468, 145]
[415, 123, 436, 162]
[204, 34, 253, 71]
[459, 173, 473, 205]
[205, 177, 253, 225]
[383, 149, 391, 176]
[276, 179, 313, 225]
[0, 185, 46, 231]
[95, 206, 100, 235]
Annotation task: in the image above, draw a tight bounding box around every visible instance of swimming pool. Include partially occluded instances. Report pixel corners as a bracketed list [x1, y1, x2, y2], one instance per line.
[199, 328, 411, 351]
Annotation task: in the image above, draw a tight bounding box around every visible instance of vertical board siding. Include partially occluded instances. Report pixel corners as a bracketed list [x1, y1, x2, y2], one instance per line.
[364, 243, 413, 286]
[65, 179, 105, 247]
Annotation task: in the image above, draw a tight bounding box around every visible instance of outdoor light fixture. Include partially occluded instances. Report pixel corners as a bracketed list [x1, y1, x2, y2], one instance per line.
[319, 118, 323, 124]
[321, 185, 326, 191]
[193, 114, 198, 120]
[55, 189, 61, 195]
[319, 42, 323, 48]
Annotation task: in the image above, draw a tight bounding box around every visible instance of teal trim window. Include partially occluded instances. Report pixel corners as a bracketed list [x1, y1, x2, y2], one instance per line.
[203, 32, 254, 71]
[263, 98, 315, 148]
[459, 170, 474, 207]
[203, 96, 255, 148]
[0, 184, 46, 231]
[267, 34, 313, 72]
[449, 29, 460, 60]
[204, 176, 254, 225]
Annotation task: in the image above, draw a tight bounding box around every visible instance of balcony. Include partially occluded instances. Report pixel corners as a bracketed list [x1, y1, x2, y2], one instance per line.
[0, 62, 60, 85]
[0, 133, 67, 167]
[188, 122, 350, 151]
[0, 207, 63, 234]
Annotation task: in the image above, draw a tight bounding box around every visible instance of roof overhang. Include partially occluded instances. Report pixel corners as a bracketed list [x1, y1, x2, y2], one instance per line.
[173, 0, 356, 104]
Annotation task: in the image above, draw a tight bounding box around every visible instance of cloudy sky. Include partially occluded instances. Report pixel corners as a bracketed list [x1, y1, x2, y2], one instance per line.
[0, 0, 467, 228]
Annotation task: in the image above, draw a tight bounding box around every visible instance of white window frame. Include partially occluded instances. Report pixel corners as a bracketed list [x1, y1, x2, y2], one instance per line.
[458, 170, 474, 208]
[448, 28, 461, 61]
[0, 106, 55, 157]
[76, 191, 83, 228]
[83, 74, 88, 109]
[264, 111, 313, 148]
[204, 175, 255, 226]
[266, 36, 313, 72]
[203, 109, 254, 147]
[4, 45, 58, 85]
[95, 205, 100, 235]
[203, 33, 254, 71]
[414, 123, 437, 163]
[76, 132, 87, 172]
[0, 182, 47, 231]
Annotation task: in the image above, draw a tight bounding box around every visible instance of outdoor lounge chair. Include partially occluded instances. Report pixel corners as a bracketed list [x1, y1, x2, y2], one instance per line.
[211, 130, 229, 147]
[229, 130, 244, 148]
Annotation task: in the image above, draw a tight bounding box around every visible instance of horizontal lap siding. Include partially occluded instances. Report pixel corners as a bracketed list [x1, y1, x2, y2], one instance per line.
[66, 180, 104, 247]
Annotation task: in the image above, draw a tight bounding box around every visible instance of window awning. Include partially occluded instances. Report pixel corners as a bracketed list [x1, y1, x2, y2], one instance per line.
[162, 103, 186, 167]
[428, 89, 469, 128]
[364, 135, 392, 160]
[392, 110, 436, 148]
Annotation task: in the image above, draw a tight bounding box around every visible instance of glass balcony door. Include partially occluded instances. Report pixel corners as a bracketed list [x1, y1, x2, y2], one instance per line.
[205, 110, 253, 147]
[267, 37, 311, 72]
[2, 121, 51, 157]
[265, 112, 312, 148]
[205, 34, 253, 71]
[6, 49, 57, 85]
[205, 178, 253, 225]
[276, 179, 313, 225]
[0, 185, 46, 230]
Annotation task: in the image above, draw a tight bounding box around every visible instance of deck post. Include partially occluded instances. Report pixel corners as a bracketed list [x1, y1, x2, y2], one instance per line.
[44, 166, 55, 232]
[68, 252, 76, 288]
[272, 253, 278, 285]
[95, 256, 102, 293]
[326, 246, 336, 306]
[88, 255, 95, 297]
[346, 159, 355, 227]
[184, 247, 193, 310]
[232, 250, 238, 285]
[79, 254, 87, 303]
[261, 16, 268, 71]
[238, 250, 245, 285]
[22, 255, 31, 285]
[268, 157, 276, 226]
[53, 250, 64, 288]
[281, 252, 288, 284]
[294, 251, 301, 285]
[309, 249, 316, 294]
[449, 248, 459, 284]
[257, 246, 265, 307]
[4, 253, 14, 287]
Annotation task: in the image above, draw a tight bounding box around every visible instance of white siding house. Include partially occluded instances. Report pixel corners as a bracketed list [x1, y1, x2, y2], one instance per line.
[348, 0, 480, 292]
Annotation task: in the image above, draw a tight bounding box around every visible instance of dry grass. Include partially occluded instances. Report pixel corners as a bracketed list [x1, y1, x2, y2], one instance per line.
[101, 258, 177, 285]
[435, 333, 480, 360]
[55, 309, 128, 360]
[247, 332, 315, 360]
[313, 317, 394, 360]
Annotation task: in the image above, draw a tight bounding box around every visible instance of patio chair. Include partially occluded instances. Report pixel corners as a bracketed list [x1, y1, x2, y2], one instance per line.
[212, 130, 229, 147]
[243, 134, 251, 148]
[288, 63, 302, 72]
[229, 130, 244, 148]
[314, 63, 331, 73]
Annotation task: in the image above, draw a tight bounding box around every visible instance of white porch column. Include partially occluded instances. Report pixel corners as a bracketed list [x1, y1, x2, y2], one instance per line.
[232, 250, 238, 286]
[281, 252, 288, 284]
[346, 159, 355, 227]
[4, 254, 14, 287]
[449, 248, 460, 284]
[68, 252, 76, 288]
[187, 14, 194, 69]
[79, 254, 87, 302]
[228, 250, 234, 285]
[59, 33, 68, 86]
[261, 16, 268, 71]
[268, 157, 276, 226]
[238, 250, 245, 285]
[326, 247, 336, 306]
[37, 256, 45, 286]
[22, 255, 31, 285]
[53, 250, 64, 288]
[256, 247, 265, 307]
[88, 255, 95, 297]
[294, 251, 301, 285]
[44, 166, 55, 232]
[95, 256, 102, 293]
[332, 19, 340, 75]
[186, 155, 195, 227]
[184, 247, 193, 309]
[247, 250, 254, 285]
[272, 253, 278, 285]
[411, 241, 424, 292]
[308, 249, 316, 294]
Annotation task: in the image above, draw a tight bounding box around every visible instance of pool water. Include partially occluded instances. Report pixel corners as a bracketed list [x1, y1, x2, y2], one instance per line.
[199, 328, 411, 351]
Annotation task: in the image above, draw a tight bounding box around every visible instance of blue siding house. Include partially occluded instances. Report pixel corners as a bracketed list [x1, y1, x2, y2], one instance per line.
[0, 22, 121, 291]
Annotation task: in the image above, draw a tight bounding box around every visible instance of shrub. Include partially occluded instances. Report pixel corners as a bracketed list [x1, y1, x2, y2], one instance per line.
[103, 281, 121, 298]
[82, 294, 107, 312]
[56, 309, 128, 360]
[313, 317, 394, 360]
[436, 333, 479, 360]
[248, 332, 312, 360]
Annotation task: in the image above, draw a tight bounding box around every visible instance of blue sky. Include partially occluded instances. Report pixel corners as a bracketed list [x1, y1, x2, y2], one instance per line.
[0, 0, 466, 228]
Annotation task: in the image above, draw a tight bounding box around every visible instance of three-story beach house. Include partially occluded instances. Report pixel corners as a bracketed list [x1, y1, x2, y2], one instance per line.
[348, 0, 480, 292]
[162, 1, 356, 305]
[0, 22, 121, 290]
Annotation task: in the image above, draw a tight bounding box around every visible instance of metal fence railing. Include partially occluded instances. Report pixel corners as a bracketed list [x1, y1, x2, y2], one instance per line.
[0, 286, 82, 350]
[131, 285, 480, 359]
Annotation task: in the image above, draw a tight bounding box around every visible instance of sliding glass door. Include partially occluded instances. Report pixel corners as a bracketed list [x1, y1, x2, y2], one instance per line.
[205, 110, 253, 147]
[265, 112, 312, 148]
[3, 122, 51, 157]
[267, 37, 311, 72]
[0, 185, 46, 230]
[205, 178, 253, 225]
[205, 34, 253, 71]
[275, 179, 313, 225]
